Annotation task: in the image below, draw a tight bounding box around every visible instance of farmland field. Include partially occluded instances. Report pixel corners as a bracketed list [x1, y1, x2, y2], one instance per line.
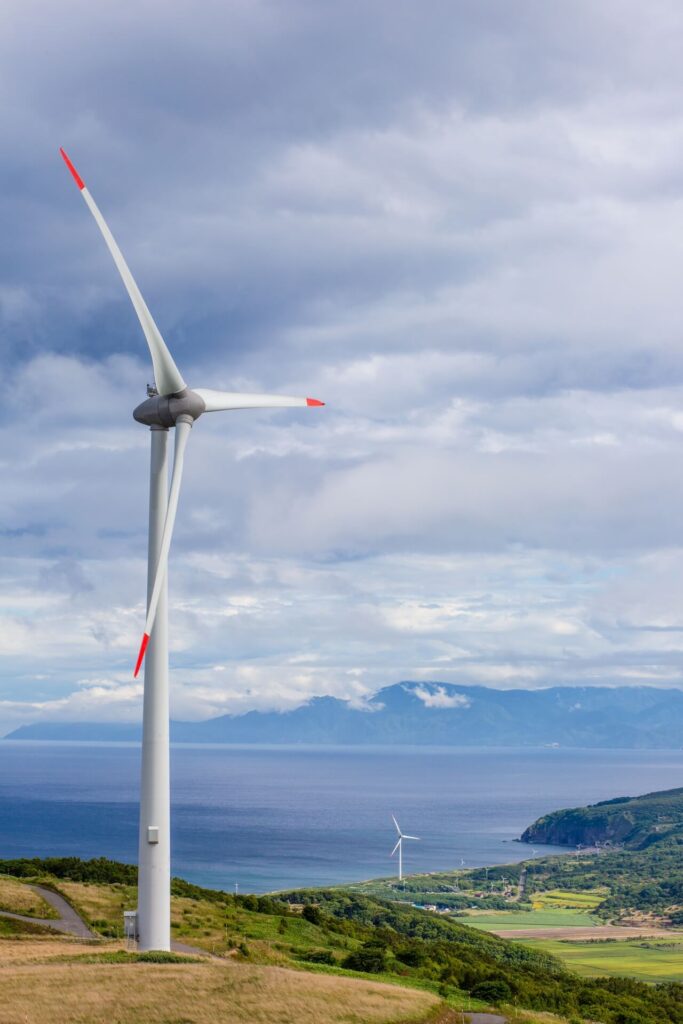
[520, 937, 683, 982]
[530, 889, 607, 910]
[462, 907, 599, 930]
[459, 892, 683, 983]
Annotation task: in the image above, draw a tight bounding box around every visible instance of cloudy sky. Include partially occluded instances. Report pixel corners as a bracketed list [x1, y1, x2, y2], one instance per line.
[3, 0, 683, 732]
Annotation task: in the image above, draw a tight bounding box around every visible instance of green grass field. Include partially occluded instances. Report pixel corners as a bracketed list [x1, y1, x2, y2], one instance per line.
[462, 907, 598, 930]
[520, 937, 683, 982]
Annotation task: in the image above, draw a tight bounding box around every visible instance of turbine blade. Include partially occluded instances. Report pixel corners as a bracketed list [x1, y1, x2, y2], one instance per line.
[193, 389, 324, 413]
[391, 839, 401, 857]
[391, 814, 401, 836]
[59, 148, 186, 397]
[403, 835, 420, 841]
[134, 418, 192, 677]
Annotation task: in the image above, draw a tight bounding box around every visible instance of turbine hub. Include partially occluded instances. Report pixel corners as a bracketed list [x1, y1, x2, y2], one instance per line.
[133, 387, 206, 428]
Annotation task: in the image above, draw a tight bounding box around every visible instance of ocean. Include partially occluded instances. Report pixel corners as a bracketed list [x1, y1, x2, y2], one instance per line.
[1, 742, 681, 893]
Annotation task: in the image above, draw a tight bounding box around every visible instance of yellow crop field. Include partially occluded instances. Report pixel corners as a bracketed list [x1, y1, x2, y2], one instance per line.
[531, 889, 607, 911]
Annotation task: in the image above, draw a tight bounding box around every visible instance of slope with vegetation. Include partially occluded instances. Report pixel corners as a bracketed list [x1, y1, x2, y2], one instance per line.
[341, 786, 683, 987]
[520, 787, 683, 850]
[518, 787, 683, 925]
[0, 945, 440, 1024]
[2, 857, 683, 1022]
[0, 863, 441, 1024]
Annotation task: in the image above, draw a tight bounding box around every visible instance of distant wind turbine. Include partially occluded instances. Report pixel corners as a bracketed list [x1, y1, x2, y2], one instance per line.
[391, 814, 420, 882]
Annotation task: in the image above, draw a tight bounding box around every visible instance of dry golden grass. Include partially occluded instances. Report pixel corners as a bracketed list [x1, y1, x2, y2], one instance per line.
[0, 959, 439, 1024]
[0, 936, 118, 964]
[0, 878, 57, 919]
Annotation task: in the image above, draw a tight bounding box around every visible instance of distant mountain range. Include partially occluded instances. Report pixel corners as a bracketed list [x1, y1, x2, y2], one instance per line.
[5, 681, 683, 748]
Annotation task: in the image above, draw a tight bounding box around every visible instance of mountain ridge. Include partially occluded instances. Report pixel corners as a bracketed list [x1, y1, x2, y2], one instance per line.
[5, 681, 683, 747]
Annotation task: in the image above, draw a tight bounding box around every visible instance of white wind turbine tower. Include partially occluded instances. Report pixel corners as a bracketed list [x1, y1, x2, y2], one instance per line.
[60, 149, 324, 951]
[391, 814, 420, 882]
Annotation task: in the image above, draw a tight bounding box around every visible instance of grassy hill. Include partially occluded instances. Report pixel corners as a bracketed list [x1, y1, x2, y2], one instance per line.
[0, 941, 441, 1024]
[0, 865, 443, 1024]
[2, 858, 683, 1022]
[520, 787, 683, 849]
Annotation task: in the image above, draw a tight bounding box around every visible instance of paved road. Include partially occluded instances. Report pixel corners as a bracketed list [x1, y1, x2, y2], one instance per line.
[0, 884, 96, 939]
[466, 1016, 506, 1024]
[171, 939, 207, 955]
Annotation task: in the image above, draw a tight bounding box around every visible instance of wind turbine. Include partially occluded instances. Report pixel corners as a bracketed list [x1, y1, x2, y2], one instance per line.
[391, 814, 420, 882]
[60, 149, 323, 951]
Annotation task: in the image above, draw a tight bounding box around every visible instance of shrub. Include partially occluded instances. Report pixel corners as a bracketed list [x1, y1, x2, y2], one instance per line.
[302, 904, 322, 925]
[300, 949, 335, 964]
[395, 947, 426, 967]
[471, 978, 513, 1004]
[0, 856, 137, 885]
[136, 951, 193, 963]
[342, 943, 388, 973]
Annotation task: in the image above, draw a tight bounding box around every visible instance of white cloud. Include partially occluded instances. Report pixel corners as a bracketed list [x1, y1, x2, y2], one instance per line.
[0, 677, 143, 725]
[410, 685, 471, 710]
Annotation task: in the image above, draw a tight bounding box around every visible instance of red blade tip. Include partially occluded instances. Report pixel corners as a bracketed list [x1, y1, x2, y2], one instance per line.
[59, 147, 85, 190]
[133, 633, 150, 678]
[306, 398, 325, 407]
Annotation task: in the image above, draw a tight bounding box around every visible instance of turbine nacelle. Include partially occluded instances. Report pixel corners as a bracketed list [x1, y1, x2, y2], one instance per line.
[133, 388, 206, 428]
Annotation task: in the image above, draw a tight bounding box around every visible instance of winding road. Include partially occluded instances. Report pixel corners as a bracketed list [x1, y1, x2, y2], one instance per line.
[0, 884, 96, 938]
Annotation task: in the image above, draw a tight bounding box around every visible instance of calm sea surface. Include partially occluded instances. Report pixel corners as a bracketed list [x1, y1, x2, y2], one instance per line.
[0, 743, 682, 893]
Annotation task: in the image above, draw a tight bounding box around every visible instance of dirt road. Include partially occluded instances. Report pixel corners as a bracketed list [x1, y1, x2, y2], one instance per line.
[491, 924, 681, 940]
